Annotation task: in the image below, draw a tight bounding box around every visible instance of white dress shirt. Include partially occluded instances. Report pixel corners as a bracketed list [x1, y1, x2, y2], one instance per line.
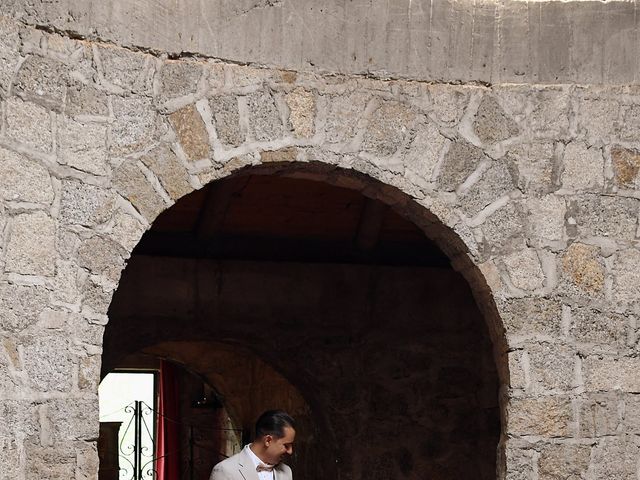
[244, 444, 275, 480]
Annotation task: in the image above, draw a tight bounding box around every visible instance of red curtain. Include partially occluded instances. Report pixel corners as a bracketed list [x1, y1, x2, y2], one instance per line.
[156, 360, 180, 480]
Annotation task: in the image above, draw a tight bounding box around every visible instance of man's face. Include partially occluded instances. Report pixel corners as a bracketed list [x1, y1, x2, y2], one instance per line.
[263, 426, 296, 465]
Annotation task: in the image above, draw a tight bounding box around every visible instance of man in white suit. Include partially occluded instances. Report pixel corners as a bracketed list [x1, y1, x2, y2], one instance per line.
[210, 410, 296, 480]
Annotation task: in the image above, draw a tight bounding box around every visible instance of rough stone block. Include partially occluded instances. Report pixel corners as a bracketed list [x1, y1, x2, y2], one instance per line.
[504, 444, 535, 480]
[168, 104, 211, 160]
[576, 98, 620, 141]
[507, 396, 572, 437]
[527, 343, 576, 392]
[561, 141, 604, 191]
[589, 436, 640, 479]
[428, 85, 469, 125]
[437, 140, 487, 192]
[23, 335, 74, 392]
[473, 95, 519, 144]
[529, 88, 571, 139]
[324, 92, 370, 143]
[65, 81, 109, 117]
[480, 202, 526, 257]
[97, 45, 152, 93]
[5, 97, 53, 153]
[498, 297, 562, 340]
[112, 160, 167, 222]
[77, 236, 126, 283]
[81, 278, 110, 315]
[583, 356, 640, 392]
[577, 394, 621, 437]
[286, 87, 316, 138]
[110, 96, 157, 155]
[109, 210, 145, 252]
[209, 95, 243, 146]
[0, 16, 21, 97]
[569, 306, 627, 350]
[0, 147, 54, 204]
[526, 195, 566, 244]
[246, 91, 284, 142]
[611, 147, 640, 188]
[560, 243, 605, 295]
[622, 395, 640, 434]
[612, 248, 640, 307]
[460, 161, 517, 217]
[5, 211, 56, 276]
[503, 248, 545, 291]
[58, 116, 109, 175]
[25, 443, 76, 480]
[13, 55, 68, 111]
[538, 443, 591, 479]
[0, 283, 48, 333]
[158, 60, 202, 101]
[140, 145, 192, 200]
[569, 194, 639, 240]
[508, 142, 557, 195]
[60, 179, 114, 227]
[620, 105, 640, 141]
[403, 122, 447, 183]
[45, 399, 98, 442]
[362, 101, 416, 157]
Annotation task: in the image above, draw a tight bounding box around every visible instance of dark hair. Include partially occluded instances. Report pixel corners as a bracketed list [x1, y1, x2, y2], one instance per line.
[255, 410, 296, 439]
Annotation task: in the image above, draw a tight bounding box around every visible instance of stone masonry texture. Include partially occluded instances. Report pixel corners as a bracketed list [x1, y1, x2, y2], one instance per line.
[0, 2, 640, 479]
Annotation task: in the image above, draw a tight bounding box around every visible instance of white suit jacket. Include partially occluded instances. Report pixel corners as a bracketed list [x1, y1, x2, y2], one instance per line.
[210, 448, 293, 480]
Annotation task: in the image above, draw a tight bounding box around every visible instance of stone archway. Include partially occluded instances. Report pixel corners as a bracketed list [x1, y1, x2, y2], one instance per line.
[103, 162, 506, 480]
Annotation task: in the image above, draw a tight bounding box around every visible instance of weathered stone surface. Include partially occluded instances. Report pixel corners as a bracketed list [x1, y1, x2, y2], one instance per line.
[81, 279, 110, 315]
[428, 85, 469, 125]
[58, 116, 109, 175]
[324, 92, 370, 143]
[78, 355, 100, 390]
[5, 211, 56, 276]
[25, 443, 77, 479]
[362, 101, 416, 156]
[403, 122, 447, 183]
[577, 394, 620, 437]
[583, 356, 640, 392]
[168, 104, 211, 160]
[569, 195, 639, 240]
[140, 145, 192, 200]
[561, 243, 605, 295]
[23, 334, 74, 391]
[437, 140, 486, 192]
[210, 95, 243, 146]
[246, 91, 284, 142]
[0, 147, 53, 203]
[60, 179, 114, 226]
[509, 142, 557, 195]
[260, 147, 298, 163]
[612, 248, 640, 306]
[5, 97, 52, 153]
[480, 202, 526, 257]
[460, 161, 517, 217]
[611, 147, 640, 188]
[45, 399, 98, 441]
[538, 443, 591, 479]
[503, 248, 545, 291]
[526, 195, 566, 244]
[498, 297, 562, 340]
[112, 160, 167, 221]
[561, 141, 604, 191]
[589, 436, 640, 479]
[527, 343, 575, 392]
[529, 88, 571, 139]
[109, 210, 145, 252]
[0, 15, 20, 97]
[473, 95, 519, 144]
[622, 395, 640, 434]
[110, 96, 156, 154]
[507, 397, 572, 437]
[13, 55, 68, 111]
[286, 87, 316, 138]
[504, 445, 535, 480]
[0, 283, 48, 333]
[97, 45, 152, 93]
[77, 236, 126, 283]
[576, 98, 620, 141]
[66, 82, 109, 117]
[158, 60, 202, 101]
[570, 306, 627, 350]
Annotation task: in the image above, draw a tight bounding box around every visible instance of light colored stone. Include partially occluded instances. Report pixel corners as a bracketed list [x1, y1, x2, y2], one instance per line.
[5, 97, 53, 153]
[13, 55, 68, 111]
[140, 145, 193, 200]
[168, 104, 211, 160]
[246, 91, 284, 142]
[509, 142, 557, 195]
[498, 297, 562, 340]
[561, 141, 604, 191]
[569, 195, 639, 240]
[503, 248, 545, 291]
[0, 283, 48, 333]
[97, 45, 153, 93]
[324, 92, 370, 143]
[0, 147, 53, 203]
[5, 211, 56, 276]
[112, 160, 167, 222]
[65, 82, 109, 117]
[538, 443, 591, 479]
[576, 98, 620, 141]
[561, 243, 605, 295]
[577, 394, 620, 437]
[437, 140, 487, 192]
[460, 161, 517, 217]
[583, 356, 640, 393]
[0, 15, 21, 96]
[77, 236, 126, 283]
[612, 248, 640, 306]
[526, 195, 565, 244]
[23, 334, 74, 392]
[110, 96, 157, 154]
[59, 179, 114, 226]
[362, 101, 416, 156]
[473, 95, 519, 144]
[158, 60, 202, 101]
[507, 397, 572, 437]
[403, 122, 447, 183]
[110, 210, 145, 252]
[58, 116, 109, 176]
[570, 306, 627, 351]
[529, 88, 571, 139]
[286, 87, 316, 138]
[210, 95, 243, 146]
[589, 436, 640, 479]
[527, 343, 576, 392]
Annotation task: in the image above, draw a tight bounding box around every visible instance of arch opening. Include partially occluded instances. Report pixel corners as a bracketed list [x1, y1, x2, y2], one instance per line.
[103, 163, 505, 480]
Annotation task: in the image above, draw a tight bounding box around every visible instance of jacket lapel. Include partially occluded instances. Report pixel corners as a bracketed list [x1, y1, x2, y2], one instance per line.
[237, 448, 259, 480]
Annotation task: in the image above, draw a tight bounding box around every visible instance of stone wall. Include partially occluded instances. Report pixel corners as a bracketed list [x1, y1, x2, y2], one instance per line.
[0, 8, 640, 480]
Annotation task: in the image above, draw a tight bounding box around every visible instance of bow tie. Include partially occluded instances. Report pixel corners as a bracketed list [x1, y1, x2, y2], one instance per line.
[257, 464, 275, 472]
